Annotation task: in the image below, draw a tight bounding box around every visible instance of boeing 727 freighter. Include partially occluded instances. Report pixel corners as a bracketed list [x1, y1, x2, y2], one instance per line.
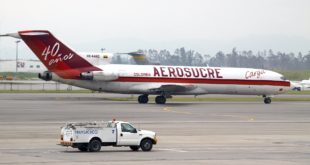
[0, 30, 291, 104]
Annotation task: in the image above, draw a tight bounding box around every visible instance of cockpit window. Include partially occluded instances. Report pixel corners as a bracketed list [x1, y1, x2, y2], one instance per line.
[280, 76, 287, 80]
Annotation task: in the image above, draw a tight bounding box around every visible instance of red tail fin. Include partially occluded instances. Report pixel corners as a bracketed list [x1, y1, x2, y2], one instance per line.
[18, 30, 101, 79]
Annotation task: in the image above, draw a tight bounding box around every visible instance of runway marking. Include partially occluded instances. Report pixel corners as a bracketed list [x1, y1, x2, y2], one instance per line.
[157, 148, 188, 153]
[211, 114, 256, 121]
[162, 107, 192, 115]
[249, 118, 255, 121]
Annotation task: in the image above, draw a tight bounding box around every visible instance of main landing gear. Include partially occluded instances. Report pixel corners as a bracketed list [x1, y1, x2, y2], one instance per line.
[138, 94, 149, 104]
[137, 94, 167, 104]
[155, 95, 166, 104]
[263, 95, 272, 104]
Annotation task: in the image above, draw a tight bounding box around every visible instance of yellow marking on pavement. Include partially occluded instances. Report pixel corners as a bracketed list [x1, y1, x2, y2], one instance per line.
[162, 107, 192, 115]
[249, 117, 255, 121]
[211, 114, 256, 121]
[163, 107, 171, 111]
[157, 148, 188, 153]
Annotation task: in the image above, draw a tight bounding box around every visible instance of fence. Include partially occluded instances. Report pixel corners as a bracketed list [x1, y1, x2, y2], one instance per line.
[0, 80, 84, 91]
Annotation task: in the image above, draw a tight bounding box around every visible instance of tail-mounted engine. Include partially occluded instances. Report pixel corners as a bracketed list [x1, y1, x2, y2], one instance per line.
[80, 72, 94, 80]
[38, 71, 53, 81]
[80, 71, 118, 81]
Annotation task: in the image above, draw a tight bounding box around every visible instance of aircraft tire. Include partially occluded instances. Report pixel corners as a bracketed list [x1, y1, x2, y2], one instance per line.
[264, 97, 272, 104]
[138, 95, 149, 104]
[155, 96, 166, 104]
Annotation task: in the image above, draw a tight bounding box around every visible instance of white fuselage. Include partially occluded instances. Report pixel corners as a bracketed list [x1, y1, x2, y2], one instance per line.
[1, 30, 291, 103]
[52, 64, 290, 96]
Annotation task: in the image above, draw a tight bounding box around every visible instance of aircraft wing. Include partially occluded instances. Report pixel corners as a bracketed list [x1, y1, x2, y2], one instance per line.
[130, 83, 198, 94]
[149, 84, 197, 93]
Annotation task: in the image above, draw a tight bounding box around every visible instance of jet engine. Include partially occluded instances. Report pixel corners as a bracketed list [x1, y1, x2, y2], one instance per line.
[38, 71, 52, 81]
[80, 71, 118, 81]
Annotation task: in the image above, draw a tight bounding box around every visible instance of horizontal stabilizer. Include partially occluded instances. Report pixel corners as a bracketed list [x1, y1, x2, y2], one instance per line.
[0, 33, 21, 39]
[116, 51, 160, 65]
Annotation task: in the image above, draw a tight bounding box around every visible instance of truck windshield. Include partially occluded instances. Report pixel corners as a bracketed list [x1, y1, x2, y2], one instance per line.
[121, 123, 135, 132]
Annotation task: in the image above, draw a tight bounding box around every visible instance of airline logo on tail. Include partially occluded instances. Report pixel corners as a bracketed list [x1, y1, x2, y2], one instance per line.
[18, 30, 101, 79]
[41, 42, 74, 66]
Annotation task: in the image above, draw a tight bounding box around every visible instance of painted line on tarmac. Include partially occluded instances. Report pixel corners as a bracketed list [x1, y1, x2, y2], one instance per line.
[157, 148, 188, 153]
[210, 114, 256, 121]
[162, 107, 193, 115]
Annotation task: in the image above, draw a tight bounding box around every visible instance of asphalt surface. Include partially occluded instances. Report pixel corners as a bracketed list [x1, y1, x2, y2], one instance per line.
[0, 93, 309, 165]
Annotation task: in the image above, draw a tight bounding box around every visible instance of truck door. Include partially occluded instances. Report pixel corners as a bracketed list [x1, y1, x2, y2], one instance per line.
[117, 123, 140, 146]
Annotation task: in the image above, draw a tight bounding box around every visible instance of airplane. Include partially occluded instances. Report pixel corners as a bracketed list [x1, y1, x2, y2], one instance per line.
[0, 30, 291, 104]
[291, 78, 310, 91]
[79, 51, 152, 66]
[300, 78, 310, 90]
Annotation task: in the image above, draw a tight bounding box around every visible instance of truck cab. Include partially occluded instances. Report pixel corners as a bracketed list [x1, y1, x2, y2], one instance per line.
[60, 120, 157, 152]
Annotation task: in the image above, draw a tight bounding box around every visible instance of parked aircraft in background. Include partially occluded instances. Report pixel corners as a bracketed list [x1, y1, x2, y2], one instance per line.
[79, 51, 151, 66]
[300, 79, 310, 89]
[291, 79, 310, 91]
[0, 30, 291, 104]
[291, 81, 302, 91]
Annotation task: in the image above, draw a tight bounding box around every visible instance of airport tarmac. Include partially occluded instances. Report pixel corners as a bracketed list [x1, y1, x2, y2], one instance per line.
[0, 93, 309, 165]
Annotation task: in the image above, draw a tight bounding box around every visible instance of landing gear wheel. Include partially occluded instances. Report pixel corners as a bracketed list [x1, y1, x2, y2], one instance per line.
[264, 97, 272, 104]
[140, 139, 153, 151]
[130, 146, 140, 151]
[88, 139, 101, 152]
[155, 96, 166, 104]
[138, 94, 149, 104]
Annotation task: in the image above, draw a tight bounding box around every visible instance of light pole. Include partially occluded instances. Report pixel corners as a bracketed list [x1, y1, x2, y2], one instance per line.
[15, 40, 20, 79]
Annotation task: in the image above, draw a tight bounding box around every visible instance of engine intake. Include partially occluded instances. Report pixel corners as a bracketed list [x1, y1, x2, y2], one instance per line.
[80, 72, 94, 80]
[38, 71, 52, 81]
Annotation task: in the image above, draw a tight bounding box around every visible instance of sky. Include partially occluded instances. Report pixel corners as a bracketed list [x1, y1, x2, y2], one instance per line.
[0, 0, 310, 59]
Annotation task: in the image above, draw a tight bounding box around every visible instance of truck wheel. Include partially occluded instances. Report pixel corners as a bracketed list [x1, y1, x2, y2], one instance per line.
[88, 139, 101, 152]
[130, 146, 140, 151]
[140, 139, 153, 151]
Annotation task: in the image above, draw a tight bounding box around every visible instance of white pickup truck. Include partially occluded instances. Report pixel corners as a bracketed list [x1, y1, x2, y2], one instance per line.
[59, 120, 157, 152]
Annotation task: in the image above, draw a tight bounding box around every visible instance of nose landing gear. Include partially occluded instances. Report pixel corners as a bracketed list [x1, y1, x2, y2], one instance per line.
[263, 95, 272, 104]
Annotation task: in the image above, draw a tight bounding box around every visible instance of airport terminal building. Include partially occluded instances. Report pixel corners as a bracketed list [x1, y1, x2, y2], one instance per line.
[0, 59, 46, 73]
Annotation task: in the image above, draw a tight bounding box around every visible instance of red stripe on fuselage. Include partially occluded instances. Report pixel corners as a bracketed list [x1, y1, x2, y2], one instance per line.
[114, 77, 290, 87]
